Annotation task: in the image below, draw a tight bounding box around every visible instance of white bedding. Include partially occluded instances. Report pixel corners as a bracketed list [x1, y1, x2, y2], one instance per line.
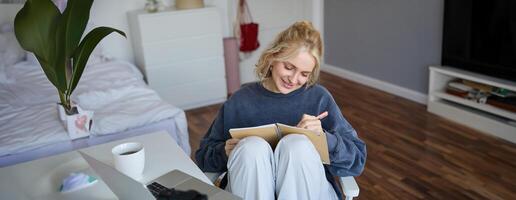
[0, 60, 188, 157]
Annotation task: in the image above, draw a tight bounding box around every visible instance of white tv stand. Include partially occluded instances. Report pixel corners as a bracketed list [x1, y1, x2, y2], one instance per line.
[427, 66, 516, 143]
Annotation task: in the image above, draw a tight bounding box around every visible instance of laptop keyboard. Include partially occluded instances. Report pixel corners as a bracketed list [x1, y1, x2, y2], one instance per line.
[146, 182, 168, 197]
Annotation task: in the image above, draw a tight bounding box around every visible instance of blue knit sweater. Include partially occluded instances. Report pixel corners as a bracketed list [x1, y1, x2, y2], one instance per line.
[195, 82, 367, 196]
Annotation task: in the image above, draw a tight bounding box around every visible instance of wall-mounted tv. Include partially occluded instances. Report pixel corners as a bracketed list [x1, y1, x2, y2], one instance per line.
[442, 0, 516, 82]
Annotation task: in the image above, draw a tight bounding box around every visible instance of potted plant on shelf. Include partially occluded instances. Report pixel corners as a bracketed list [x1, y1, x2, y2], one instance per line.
[14, 0, 125, 139]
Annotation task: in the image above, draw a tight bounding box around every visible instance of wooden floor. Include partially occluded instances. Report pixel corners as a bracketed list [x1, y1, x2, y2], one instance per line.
[185, 72, 516, 200]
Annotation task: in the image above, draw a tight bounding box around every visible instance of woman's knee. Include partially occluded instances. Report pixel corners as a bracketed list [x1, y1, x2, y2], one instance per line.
[276, 134, 318, 157]
[231, 136, 272, 160]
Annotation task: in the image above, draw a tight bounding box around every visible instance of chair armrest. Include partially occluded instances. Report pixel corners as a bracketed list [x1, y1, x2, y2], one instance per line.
[204, 172, 222, 183]
[339, 176, 359, 198]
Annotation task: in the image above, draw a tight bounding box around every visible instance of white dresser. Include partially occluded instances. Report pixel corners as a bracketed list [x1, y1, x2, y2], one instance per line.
[128, 7, 227, 110]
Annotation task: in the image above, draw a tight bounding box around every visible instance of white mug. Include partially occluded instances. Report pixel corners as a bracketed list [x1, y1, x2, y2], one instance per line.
[111, 142, 145, 180]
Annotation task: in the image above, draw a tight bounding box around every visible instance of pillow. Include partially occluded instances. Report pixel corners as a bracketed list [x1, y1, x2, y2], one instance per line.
[1, 22, 14, 33]
[0, 62, 9, 83]
[0, 31, 25, 83]
[0, 22, 26, 67]
[0, 31, 26, 68]
[0, 22, 37, 66]
[26, 51, 104, 68]
[26, 52, 39, 64]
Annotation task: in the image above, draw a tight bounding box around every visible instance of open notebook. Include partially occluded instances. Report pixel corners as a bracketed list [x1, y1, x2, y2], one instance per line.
[229, 123, 330, 164]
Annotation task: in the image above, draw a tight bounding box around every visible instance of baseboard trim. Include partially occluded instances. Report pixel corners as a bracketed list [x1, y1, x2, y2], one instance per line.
[322, 64, 428, 105]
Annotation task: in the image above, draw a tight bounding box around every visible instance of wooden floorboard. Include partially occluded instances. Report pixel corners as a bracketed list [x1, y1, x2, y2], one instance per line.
[186, 72, 516, 199]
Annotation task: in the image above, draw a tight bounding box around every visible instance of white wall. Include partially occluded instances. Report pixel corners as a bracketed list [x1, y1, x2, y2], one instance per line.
[324, 0, 443, 95]
[90, 0, 316, 83]
[90, 0, 149, 63]
[90, 0, 231, 63]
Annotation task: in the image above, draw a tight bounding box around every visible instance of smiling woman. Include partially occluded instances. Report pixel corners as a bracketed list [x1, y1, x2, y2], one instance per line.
[256, 21, 323, 90]
[263, 52, 316, 94]
[195, 21, 367, 200]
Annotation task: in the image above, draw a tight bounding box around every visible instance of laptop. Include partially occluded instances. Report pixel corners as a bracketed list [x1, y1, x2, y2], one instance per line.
[79, 152, 240, 200]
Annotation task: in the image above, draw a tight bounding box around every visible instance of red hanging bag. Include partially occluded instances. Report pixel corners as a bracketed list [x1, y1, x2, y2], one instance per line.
[236, 0, 260, 52]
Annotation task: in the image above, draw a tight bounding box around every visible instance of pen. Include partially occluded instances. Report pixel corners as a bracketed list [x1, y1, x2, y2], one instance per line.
[316, 111, 328, 120]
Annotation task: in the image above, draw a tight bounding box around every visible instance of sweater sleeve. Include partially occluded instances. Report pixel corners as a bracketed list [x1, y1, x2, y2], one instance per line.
[323, 95, 367, 177]
[194, 104, 230, 172]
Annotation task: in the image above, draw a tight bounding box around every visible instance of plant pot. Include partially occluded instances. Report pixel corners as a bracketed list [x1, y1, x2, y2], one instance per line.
[57, 104, 94, 140]
[57, 103, 66, 121]
[57, 102, 78, 121]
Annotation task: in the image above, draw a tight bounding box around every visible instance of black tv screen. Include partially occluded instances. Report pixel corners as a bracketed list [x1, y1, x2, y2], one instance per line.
[442, 0, 516, 82]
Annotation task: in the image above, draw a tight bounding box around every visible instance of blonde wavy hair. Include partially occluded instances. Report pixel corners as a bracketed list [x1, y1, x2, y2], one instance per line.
[255, 21, 323, 87]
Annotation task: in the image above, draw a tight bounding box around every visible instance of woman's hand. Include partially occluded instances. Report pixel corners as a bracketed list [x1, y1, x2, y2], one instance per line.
[225, 138, 240, 157]
[296, 111, 328, 135]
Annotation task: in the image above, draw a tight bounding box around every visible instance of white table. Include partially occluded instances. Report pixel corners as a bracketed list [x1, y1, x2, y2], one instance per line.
[0, 131, 210, 200]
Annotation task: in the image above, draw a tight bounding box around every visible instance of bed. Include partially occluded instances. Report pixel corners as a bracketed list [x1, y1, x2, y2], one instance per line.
[0, 4, 191, 167]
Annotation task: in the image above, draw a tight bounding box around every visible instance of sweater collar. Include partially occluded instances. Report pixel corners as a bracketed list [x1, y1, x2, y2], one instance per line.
[255, 82, 307, 98]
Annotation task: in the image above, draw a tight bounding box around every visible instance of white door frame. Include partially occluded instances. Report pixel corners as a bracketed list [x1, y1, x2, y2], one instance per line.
[312, 0, 325, 64]
[312, 0, 324, 40]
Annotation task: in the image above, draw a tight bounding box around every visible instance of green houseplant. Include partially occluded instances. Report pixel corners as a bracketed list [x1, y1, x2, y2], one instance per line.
[14, 0, 125, 115]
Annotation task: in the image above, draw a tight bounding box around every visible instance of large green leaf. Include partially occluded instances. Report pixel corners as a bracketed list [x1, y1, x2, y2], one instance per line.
[14, 0, 59, 58]
[55, 0, 94, 94]
[56, 0, 94, 59]
[33, 54, 60, 91]
[14, 0, 64, 92]
[68, 27, 126, 95]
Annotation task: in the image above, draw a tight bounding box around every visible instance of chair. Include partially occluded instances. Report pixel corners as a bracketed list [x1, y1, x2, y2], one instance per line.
[204, 172, 359, 200]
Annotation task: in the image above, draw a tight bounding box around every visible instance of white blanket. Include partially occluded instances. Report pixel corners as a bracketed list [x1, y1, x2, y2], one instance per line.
[77, 85, 181, 134]
[0, 60, 187, 157]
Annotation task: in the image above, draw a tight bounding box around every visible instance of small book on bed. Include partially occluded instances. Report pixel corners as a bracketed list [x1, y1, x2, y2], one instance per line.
[229, 123, 330, 164]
